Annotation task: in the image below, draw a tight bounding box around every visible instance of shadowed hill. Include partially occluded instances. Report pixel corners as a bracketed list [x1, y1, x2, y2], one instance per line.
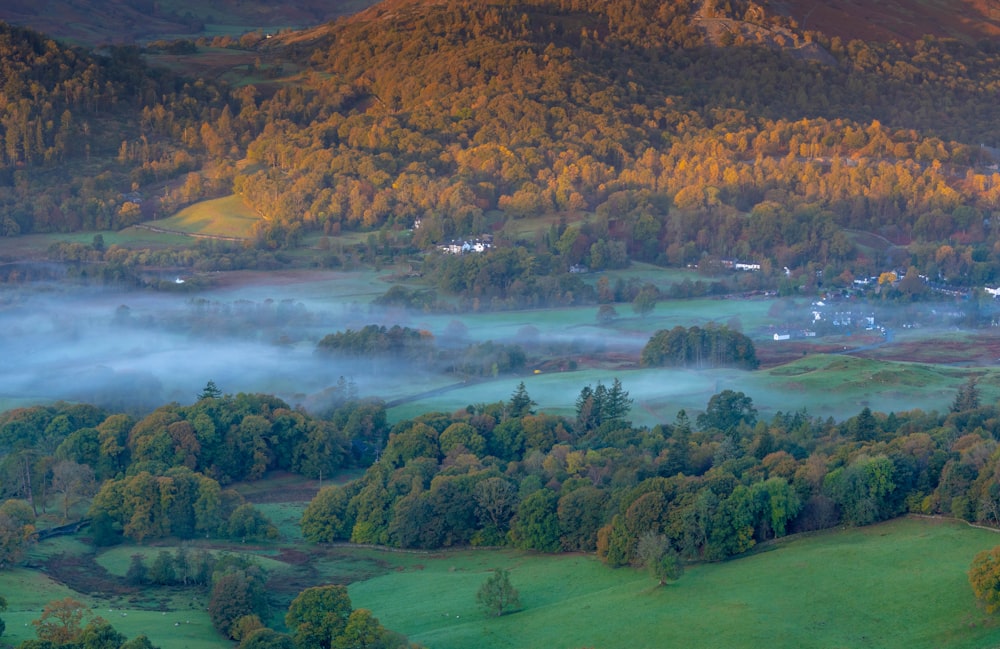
[0, 0, 380, 45]
[778, 0, 1000, 43]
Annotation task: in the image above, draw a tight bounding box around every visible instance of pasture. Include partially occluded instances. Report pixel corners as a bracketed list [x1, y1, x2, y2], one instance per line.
[387, 356, 998, 427]
[145, 195, 260, 239]
[347, 517, 1000, 649]
[3, 491, 1000, 649]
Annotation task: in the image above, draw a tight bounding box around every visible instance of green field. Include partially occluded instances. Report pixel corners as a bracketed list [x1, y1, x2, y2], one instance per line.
[347, 517, 1000, 649]
[387, 357, 995, 427]
[3, 515, 1000, 649]
[146, 195, 260, 239]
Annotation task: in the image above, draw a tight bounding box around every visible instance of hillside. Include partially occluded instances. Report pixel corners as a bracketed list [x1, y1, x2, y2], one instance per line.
[234, 0, 1000, 284]
[7, 0, 1000, 47]
[0, 0, 380, 45]
[4, 0, 1000, 295]
[779, 0, 1000, 43]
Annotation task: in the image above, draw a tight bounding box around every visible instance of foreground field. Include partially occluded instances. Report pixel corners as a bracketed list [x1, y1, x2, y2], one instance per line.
[1, 506, 998, 648]
[348, 517, 1000, 649]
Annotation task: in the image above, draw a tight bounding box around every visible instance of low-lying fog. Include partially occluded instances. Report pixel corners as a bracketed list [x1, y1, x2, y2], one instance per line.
[3, 270, 979, 423]
[0, 273, 656, 416]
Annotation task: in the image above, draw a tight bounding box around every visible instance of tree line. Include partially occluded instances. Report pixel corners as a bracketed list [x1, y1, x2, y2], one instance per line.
[0, 388, 387, 558]
[297, 378, 1000, 570]
[641, 324, 759, 370]
[315, 324, 528, 376]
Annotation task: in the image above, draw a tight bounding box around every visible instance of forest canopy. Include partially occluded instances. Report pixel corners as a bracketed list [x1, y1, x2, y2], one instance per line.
[3, 0, 1000, 293]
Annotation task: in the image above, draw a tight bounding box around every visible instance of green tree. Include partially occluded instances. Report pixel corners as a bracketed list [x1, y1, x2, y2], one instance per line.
[331, 609, 382, 649]
[697, 390, 757, 435]
[301, 485, 354, 543]
[636, 531, 683, 585]
[602, 378, 633, 429]
[239, 629, 296, 649]
[557, 486, 607, 552]
[149, 550, 176, 585]
[631, 285, 658, 318]
[285, 585, 353, 649]
[473, 477, 518, 545]
[77, 619, 126, 649]
[0, 594, 6, 638]
[227, 503, 277, 541]
[120, 635, 158, 649]
[476, 568, 520, 617]
[508, 489, 560, 552]
[125, 554, 148, 586]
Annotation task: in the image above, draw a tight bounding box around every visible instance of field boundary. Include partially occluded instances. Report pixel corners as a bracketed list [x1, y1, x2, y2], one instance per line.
[910, 513, 1000, 534]
[130, 223, 246, 243]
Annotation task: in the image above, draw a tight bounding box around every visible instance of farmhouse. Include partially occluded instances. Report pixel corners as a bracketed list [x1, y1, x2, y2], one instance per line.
[438, 236, 493, 255]
[721, 259, 762, 271]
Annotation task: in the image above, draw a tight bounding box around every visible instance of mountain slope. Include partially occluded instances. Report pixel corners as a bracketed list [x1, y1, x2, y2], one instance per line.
[779, 0, 1000, 43]
[5, 0, 1000, 293]
[0, 0, 380, 45]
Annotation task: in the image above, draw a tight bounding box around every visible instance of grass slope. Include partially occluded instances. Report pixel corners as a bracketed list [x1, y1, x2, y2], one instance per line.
[147, 194, 260, 239]
[348, 517, 1000, 649]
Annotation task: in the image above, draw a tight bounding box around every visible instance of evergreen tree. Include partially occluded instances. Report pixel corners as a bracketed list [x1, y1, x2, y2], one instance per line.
[602, 378, 633, 427]
[506, 382, 536, 419]
[198, 381, 223, 400]
[952, 378, 981, 413]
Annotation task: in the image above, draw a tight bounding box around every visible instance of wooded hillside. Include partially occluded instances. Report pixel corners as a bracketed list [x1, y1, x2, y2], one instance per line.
[4, 0, 1000, 288]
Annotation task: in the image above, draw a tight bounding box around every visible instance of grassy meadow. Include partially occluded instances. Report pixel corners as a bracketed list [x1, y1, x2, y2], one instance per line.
[3, 517, 997, 649]
[347, 517, 1000, 649]
[387, 357, 998, 427]
[145, 195, 260, 239]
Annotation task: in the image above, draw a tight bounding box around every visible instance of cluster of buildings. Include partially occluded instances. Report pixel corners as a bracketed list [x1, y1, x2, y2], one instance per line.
[720, 259, 762, 271]
[437, 235, 494, 255]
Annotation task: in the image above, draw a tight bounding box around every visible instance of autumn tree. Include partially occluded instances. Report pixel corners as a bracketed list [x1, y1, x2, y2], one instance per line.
[209, 567, 269, 640]
[631, 285, 658, 318]
[476, 568, 520, 617]
[33, 597, 91, 644]
[0, 499, 36, 568]
[49, 460, 95, 522]
[970, 546, 1000, 613]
